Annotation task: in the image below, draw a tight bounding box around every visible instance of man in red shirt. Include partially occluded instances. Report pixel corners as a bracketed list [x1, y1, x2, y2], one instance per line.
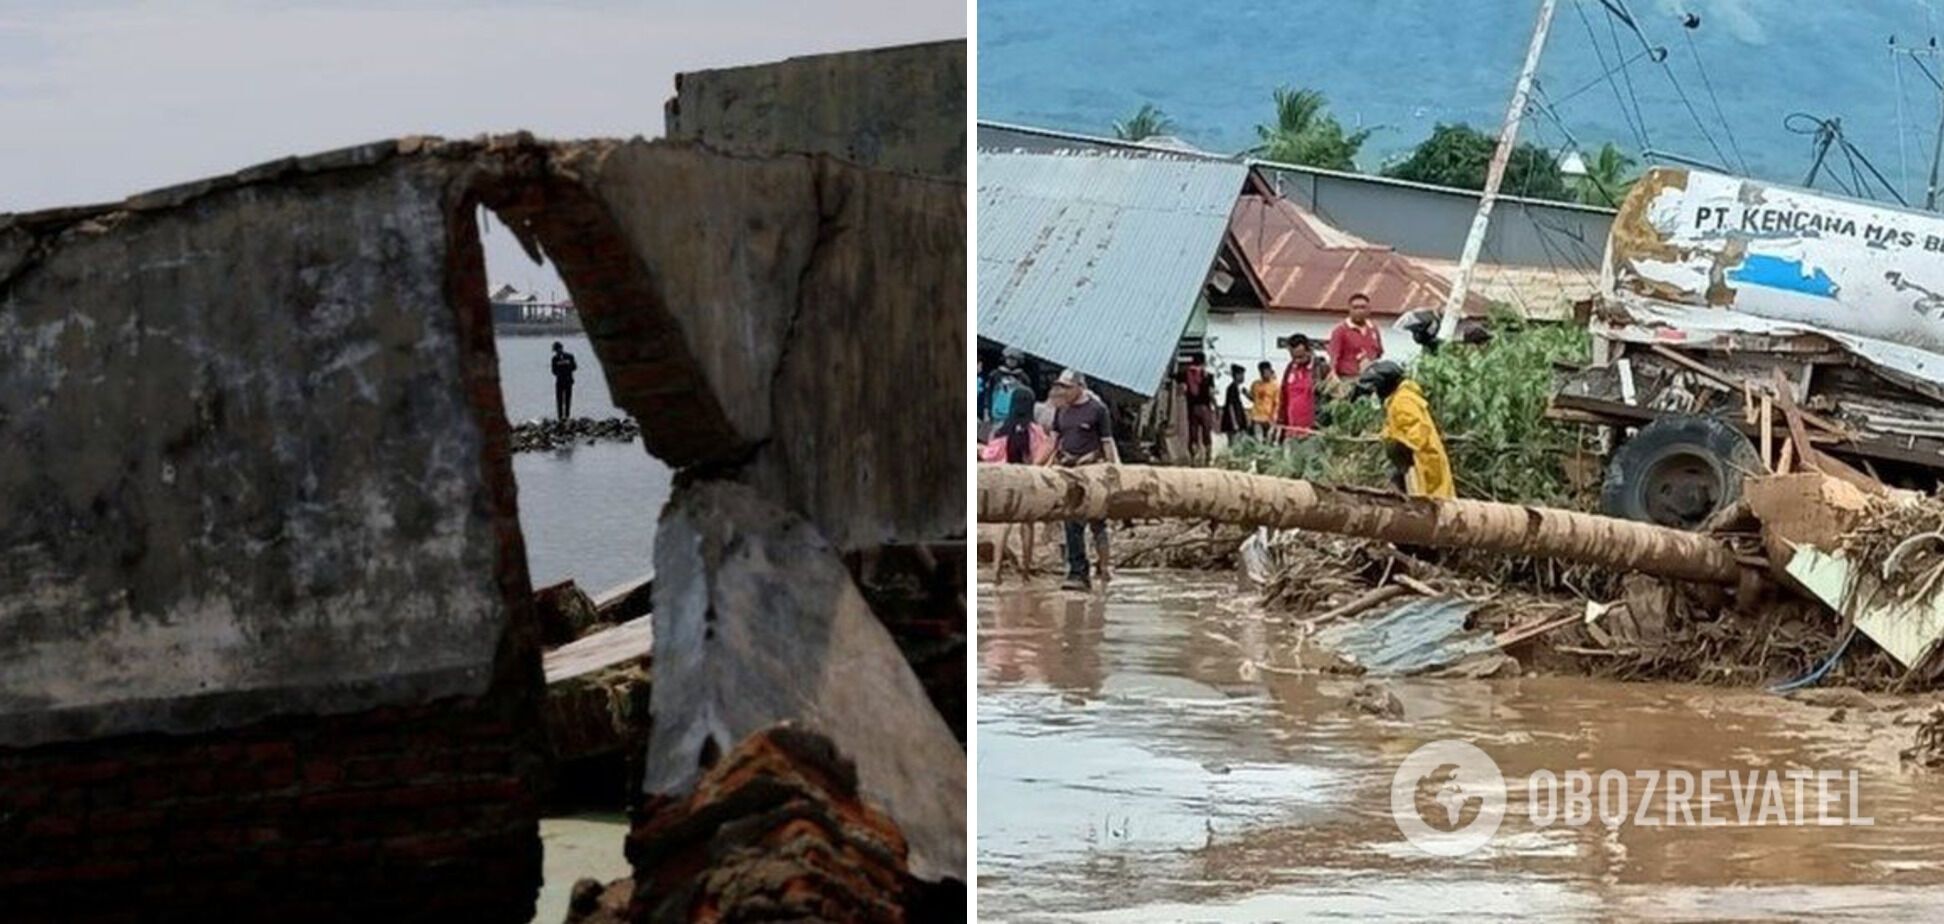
[1327, 292, 1384, 380]
[1278, 334, 1323, 437]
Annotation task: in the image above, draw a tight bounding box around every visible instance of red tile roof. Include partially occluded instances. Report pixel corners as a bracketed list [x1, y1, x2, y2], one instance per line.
[1226, 191, 1492, 318]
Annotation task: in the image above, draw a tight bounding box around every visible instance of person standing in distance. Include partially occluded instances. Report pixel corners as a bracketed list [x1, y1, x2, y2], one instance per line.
[1047, 369, 1120, 591]
[1327, 292, 1384, 380]
[550, 341, 578, 422]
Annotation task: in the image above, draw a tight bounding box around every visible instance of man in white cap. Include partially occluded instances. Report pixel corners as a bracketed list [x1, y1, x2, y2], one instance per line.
[1046, 369, 1119, 590]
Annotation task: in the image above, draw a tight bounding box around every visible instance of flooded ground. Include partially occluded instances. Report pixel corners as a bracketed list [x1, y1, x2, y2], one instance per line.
[532, 814, 630, 924]
[979, 570, 1944, 922]
[496, 333, 670, 593]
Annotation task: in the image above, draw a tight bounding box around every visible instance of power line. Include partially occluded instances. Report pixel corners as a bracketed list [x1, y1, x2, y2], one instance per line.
[1785, 112, 1908, 205]
[1600, 1, 1656, 157]
[1909, 47, 1944, 92]
[1599, 0, 1740, 175]
[1679, 21, 1750, 174]
[1530, 85, 1624, 207]
[1546, 46, 1650, 109]
[1570, 0, 1650, 154]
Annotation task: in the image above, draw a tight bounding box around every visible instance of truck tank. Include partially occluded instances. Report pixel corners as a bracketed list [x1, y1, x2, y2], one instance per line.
[1609, 167, 1944, 353]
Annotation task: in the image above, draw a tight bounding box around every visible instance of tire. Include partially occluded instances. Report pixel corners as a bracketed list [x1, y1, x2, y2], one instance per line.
[1601, 415, 1762, 530]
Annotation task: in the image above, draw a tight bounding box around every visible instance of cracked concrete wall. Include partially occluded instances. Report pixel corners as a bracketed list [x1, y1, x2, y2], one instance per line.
[0, 132, 964, 746]
[666, 40, 966, 181]
[0, 76, 961, 913]
[0, 150, 522, 747]
[513, 139, 966, 551]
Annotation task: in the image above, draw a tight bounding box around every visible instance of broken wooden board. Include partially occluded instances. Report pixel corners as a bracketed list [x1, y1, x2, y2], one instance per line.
[543, 614, 654, 761]
[545, 614, 654, 685]
[1787, 546, 1944, 669]
[591, 572, 654, 624]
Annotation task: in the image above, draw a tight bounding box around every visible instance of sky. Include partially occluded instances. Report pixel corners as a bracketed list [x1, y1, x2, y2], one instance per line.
[0, 0, 964, 291]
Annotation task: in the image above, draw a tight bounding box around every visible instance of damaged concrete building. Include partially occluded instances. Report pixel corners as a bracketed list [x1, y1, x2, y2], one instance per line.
[0, 41, 964, 921]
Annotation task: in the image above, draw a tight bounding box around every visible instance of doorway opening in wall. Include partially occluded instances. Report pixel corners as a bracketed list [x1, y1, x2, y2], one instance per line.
[478, 206, 669, 923]
[481, 207, 672, 597]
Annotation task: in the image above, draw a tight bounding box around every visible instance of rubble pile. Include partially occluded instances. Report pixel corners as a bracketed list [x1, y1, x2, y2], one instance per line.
[1250, 526, 1925, 690]
[1840, 496, 1944, 604]
[511, 416, 642, 452]
[607, 724, 926, 923]
[1114, 521, 1254, 570]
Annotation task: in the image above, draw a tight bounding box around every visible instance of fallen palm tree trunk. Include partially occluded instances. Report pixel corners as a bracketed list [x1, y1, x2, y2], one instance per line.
[979, 464, 1743, 585]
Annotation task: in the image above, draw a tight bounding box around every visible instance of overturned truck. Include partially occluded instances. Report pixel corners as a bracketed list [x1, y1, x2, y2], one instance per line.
[1554, 167, 1944, 529]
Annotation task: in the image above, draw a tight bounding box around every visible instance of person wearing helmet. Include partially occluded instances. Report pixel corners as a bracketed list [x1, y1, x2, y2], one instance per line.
[1356, 360, 1455, 499]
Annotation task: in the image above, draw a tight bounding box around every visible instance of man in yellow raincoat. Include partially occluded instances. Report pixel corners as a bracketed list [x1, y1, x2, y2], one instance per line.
[1358, 361, 1455, 499]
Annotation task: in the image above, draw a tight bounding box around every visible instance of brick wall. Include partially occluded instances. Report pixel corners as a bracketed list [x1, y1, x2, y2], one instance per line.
[0, 696, 543, 922]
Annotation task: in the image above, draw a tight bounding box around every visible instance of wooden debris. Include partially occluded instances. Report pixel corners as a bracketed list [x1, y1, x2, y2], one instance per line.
[1304, 584, 1411, 630]
[1494, 613, 1581, 649]
[543, 615, 653, 761]
[1764, 371, 1886, 497]
[1394, 574, 1441, 597]
[1760, 395, 1774, 471]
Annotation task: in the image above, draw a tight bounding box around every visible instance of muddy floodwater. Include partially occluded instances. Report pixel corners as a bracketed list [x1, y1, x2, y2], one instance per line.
[979, 570, 1944, 922]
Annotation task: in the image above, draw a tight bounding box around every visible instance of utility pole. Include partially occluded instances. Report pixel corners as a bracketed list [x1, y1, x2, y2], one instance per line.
[1928, 63, 1944, 210]
[1891, 36, 1944, 209]
[1438, 0, 1558, 342]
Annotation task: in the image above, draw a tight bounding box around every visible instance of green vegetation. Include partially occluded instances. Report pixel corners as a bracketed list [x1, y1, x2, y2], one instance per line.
[1112, 103, 1174, 142]
[1381, 123, 1568, 201]
[1248, 87, 1371, 171]
[1571, 142, 1638, 208]
[1227, 88, 1634, 208]
[1217, 311, 1595, 508]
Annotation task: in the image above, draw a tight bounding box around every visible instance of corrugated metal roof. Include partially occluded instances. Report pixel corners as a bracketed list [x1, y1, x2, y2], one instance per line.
[978, 151, 1247, 396]
[1228, 191, 1485, 318]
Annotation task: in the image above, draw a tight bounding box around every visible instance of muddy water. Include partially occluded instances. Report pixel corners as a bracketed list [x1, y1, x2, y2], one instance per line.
[978, 571, 1944, 922]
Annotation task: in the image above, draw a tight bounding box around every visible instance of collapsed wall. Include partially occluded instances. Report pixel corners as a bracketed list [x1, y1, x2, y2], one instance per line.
[0, 127, 966, 917]
[661, 41, 970, 730]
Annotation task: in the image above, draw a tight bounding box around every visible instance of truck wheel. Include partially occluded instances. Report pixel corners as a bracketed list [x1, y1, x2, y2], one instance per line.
[1601, 415, 1761, 530]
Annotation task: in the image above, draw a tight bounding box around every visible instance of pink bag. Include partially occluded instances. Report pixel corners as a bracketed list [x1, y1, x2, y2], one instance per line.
[1027, 423, 1050, 464]
[978, 437, 1007, 463]
[979, 424, 1050, 464]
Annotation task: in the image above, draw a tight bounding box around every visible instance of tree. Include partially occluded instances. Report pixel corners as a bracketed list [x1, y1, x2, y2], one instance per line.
[1382, 123, 1569, 202]
[977, 463, 1743, 585]
[1248, 86, 1371, 171]
[1112, 103, 1173, 142]
[1572, 142, 1638, 207]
